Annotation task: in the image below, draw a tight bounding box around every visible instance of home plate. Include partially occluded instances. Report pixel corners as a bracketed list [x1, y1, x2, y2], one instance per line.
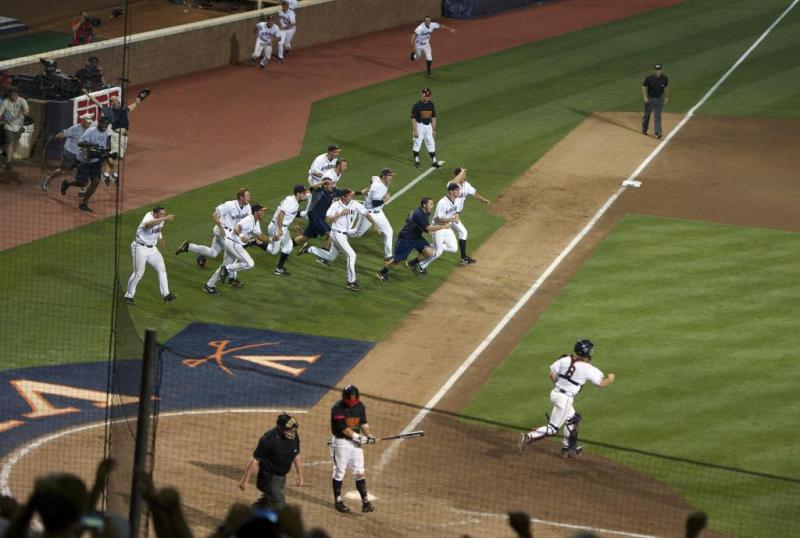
[344, 490, 377, 501]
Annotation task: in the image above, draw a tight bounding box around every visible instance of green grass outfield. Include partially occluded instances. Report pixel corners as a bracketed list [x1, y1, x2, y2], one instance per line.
[464, 215, 800, 537]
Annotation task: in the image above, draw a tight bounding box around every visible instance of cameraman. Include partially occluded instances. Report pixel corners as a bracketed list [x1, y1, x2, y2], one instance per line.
[84, 88, 149, 184]
[60, 116, 112, 212]
[70, 11, 97, 46]
[75, 56, 106, 92]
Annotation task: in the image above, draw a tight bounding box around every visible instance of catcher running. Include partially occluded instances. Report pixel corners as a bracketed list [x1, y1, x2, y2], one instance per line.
[518, 340, 615, 457]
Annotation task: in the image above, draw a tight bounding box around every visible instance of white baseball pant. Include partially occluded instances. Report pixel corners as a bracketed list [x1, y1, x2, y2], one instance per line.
[207, 239, 253, 287]
[188, 225, 226, 258]
[414, 42, 433, 61]
[308, 231, 357, 283]
[527, 389, 576, 447]
[278, 28, 295, 58]
[419, 228, 458, 270]
[252, 39, 273, 66]
[452, 219, 468, 240]
[412, 123, 435, 153]
[330, 437, 365, 481]
[125, 242, 170, 299]
[351, 210, 393, 258]
[267, 223, 293, 255]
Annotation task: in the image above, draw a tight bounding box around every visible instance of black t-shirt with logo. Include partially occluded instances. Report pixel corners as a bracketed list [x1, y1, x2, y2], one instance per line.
[331, 400, 367, 438]
[642, 74, 669, 98]
[253, 427, 300, 478]
[410, 100, 436, 125]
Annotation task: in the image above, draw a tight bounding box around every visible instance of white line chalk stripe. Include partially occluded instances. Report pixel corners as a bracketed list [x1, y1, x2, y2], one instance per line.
[452, 508, 658, 538]
[0, 407, 307, 497]
[622, 0, 800, 187]
[386, 161, 444, 205]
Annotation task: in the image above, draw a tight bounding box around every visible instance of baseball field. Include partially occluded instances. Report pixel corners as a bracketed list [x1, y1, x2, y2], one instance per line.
[1, 0, 799, 536]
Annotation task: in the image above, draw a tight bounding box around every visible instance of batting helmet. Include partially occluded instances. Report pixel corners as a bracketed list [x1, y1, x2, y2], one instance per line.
[341, 384, 360, 401]
[574, 340, 594, 359]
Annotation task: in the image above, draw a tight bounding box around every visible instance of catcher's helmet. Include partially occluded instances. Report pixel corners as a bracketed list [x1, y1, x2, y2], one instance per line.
[341, 384, 360, 401]
[574, 339, 594, 359]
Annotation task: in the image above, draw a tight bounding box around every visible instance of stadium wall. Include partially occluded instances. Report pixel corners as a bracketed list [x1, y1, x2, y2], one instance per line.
[0, 0, 441, 86]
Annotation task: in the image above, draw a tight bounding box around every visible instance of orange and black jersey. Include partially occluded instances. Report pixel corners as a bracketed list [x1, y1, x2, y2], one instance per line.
[411, 100, 436, 125]
[331, 399, 368, 438]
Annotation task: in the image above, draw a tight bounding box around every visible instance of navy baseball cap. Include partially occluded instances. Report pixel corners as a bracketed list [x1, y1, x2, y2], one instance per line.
[293, 184, 309, 194]
[653, 63, 663, 70]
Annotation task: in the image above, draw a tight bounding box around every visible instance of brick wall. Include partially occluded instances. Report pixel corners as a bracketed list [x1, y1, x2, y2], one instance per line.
[4, 0, 441, 87]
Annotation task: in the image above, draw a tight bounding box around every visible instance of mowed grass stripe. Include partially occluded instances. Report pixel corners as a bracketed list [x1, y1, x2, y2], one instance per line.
[464, 215, 800, 537]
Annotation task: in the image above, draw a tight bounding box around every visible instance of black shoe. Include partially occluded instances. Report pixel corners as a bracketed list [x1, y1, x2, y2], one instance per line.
[431, 160, 441, 168]
[79, 203, 93, 212]
[334, 500, 350, 513]
[656, 133, 662, 139]
[376, 271, 388, 282]
[459, 256, 477, 265]
[221, 265, 230, 280]
[562, 446, 584, 458]
[229, 278, 245, 288]
[102, 174, 111, 186]
[163, 293, 177, 303]
[384, 256, 393, 263]
[175, 240, 189, 255]
[315, 258, 331, 268]
[410, 51, 417, 61]
[41, 174, 51, 192]
[642, 130, 647, 135]
[111, 173, 119, 184]
[346, 281, 360, 291]
[416, 265, 428, 275]
[274, 267, 290, 276]
[414, 161, 421, 169]
[123, 296, 135, 305]
[297, 243, 310, 256]
[60, 180, 69, 196]
[362, 501, 374, 513]
[203, 284, 219, 295]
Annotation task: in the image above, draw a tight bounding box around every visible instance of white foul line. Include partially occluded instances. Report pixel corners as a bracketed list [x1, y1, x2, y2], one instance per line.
[0, 407, 307, 497]
[386, 162, 445, 205]
[623, 0, 799, 187]
[377, 0, 797, 471]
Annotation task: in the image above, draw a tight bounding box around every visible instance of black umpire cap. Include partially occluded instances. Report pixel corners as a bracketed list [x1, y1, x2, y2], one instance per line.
[653, 63, 663, 70]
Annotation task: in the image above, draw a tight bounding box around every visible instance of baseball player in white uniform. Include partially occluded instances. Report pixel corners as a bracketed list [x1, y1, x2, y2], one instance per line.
[450, 167, 490, 264]
[410, 15, 456, 76]
[204, 204, 267, 295]
[350, 168, 395, 261]
[307, 189, 376, 291]
[268, 185, 309, 276]
[175, 188, 252, 287]
[417, 182, 461, 272]
[301, 144, 340, 218]
[277, 1, 296, 62]
[123, 206, 176, 305]
[251, 15, 281, 68]
[518, 340, 616, 458]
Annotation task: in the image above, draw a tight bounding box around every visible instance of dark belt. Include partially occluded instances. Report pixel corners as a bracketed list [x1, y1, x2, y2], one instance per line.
[368, 208, 382, 213]
[558, 388, 573, 396]
[332, 230, 349, 235]
[135, 240, 155, 248]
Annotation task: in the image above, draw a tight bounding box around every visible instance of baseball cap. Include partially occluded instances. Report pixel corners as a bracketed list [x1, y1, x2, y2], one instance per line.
[293, 184, 309, 194]
[421, 88, 432, 96]
[79, 113, 94, 121]
[250, 203, 265, 213]
[327, 144, 340, 152]
[380, 167, 394, 177]
[653, 63, 663, 70]
[277, 413, 297, 429]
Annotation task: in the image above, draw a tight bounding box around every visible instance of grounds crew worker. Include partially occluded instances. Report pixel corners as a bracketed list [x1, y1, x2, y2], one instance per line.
[239, 413, 304, 510]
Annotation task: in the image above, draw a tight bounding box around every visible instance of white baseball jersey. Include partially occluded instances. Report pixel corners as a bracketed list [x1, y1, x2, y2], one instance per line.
[256, 21, 280, 42]
[308, 153, 338, 183]
[216, 200, 252, 230]
[229, 214, 262, 245]
[327, 200, 367, 233]
[62, 123, 87, 155]
[414, 22, 440, 45]
[278, 9, 296, 29]
[550, 356, 604, 397]
[434, 195, 458, 223]
[135, 211, 164, 246]
[452, 180, 477, 213]
[320, 168, 342, 187]
[272, 195, 301, 227]
[364, 177, 389, 210]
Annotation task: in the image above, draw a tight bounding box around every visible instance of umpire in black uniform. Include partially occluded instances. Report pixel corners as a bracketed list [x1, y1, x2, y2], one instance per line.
[642, 63, 669, 138]
[239, 413, 304, 510]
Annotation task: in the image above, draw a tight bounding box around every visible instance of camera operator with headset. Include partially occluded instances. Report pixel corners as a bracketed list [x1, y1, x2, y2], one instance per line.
[75, 56, 106, 92]
[71, 11, 100, 46]
[84, 87, 150, 184]
[60, 116, 112, 212]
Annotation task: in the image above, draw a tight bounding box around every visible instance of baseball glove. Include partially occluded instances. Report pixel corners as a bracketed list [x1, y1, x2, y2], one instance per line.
[137, 88, 151, 101]
[196, 255, 208, 269]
